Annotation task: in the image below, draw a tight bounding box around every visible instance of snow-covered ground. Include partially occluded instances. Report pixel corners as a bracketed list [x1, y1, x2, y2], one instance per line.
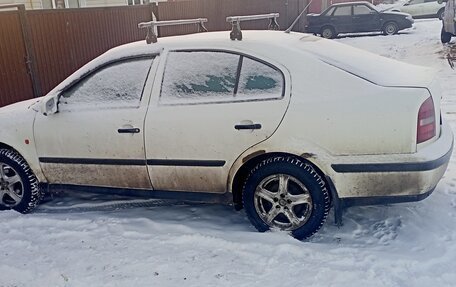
[2, 20, 456, 287]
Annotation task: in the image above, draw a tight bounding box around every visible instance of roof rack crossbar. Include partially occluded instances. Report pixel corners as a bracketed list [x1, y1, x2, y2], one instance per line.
[138, 18, 208, 44]
[226, 13, 280, 41]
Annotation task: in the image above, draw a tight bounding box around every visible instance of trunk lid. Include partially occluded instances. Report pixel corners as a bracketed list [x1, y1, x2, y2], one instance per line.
[299, 37, 436, 88]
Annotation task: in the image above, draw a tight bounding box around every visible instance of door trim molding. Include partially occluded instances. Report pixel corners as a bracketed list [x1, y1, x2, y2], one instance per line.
[39, 157, 226, 167]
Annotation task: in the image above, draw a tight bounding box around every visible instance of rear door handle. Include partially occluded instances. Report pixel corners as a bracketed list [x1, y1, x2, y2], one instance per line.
[118, 128, 140, 134]
[234, 124, 262, 130]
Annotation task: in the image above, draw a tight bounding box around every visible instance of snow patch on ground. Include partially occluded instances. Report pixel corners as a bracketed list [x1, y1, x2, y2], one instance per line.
[1, 19, 456, 287]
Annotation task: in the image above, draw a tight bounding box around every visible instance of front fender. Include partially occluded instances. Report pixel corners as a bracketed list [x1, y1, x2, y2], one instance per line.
[0, 99, 46, 183]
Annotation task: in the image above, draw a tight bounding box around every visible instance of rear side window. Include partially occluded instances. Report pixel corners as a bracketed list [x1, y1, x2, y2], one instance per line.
[236, 57, 283, 100]
[160, 51, 284, 105]
[60, 58, 153, 110]
[333, 6, 352, 16]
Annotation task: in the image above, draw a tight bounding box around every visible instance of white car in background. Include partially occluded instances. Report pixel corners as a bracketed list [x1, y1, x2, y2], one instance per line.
[392, 0, 446, 19]
[0, 30, 452, 240]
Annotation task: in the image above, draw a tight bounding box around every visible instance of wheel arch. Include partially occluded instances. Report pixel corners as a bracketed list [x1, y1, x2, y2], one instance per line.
[382, 21, 398, 34]
[0, 141, 46, 183]
[230, 151, 333, 210]
[320, 25, 337, 37]
[437, 7, 445, 19]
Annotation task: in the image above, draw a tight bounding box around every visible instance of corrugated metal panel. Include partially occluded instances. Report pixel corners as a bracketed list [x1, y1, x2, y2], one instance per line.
[157, 0, 307, 37]
[0, 10, 34, 107]
[27, 5, 153, 96]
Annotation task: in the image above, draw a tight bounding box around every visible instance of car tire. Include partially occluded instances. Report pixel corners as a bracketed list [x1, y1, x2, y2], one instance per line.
[437, 8, 445, 20]
[0, 149, 42, 213]
[321, 26, 336, 39]
[242, 156, 331, 240]
[441, 27, 452, 44]
[383, 22, 398, 35]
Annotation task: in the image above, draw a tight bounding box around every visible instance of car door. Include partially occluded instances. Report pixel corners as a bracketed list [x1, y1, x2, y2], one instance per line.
[330, 5, 354, 33]
[352, 4, 381, 32]
[144, 50, 290, 193]
[34, 56, 157, 189]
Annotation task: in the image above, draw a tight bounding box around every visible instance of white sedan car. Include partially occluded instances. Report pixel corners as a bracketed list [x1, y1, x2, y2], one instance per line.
[392, 0, 446, 19]
[0, 31, 452, 240]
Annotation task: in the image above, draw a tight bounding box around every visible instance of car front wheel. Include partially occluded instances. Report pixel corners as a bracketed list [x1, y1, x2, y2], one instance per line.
[383, 22, 398, 35]
[0, 149, 42, 213]
[242, 156, 331, 240]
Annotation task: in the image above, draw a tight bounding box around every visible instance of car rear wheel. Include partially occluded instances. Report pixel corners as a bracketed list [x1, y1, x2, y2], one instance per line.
[0, 149, 42, 213]
[242, 156, 331, 240]
[383, 22, 398, 35]
[441, 27, 452, 44]
[321, 26, 336, 39]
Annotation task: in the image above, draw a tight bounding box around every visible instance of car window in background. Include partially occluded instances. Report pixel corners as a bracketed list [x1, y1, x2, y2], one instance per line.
[409, 0, 425, 5]
[60, 58, 153, 109]
[353, 4, 372, 15]
[333, 6, 352, 16]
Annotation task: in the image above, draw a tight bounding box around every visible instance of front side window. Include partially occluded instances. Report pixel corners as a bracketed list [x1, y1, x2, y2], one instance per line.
[333, 6, 352, 16]
[60, 58, 153, 110]
[323, 7, 336, 16]
[160, 51, 284, 105]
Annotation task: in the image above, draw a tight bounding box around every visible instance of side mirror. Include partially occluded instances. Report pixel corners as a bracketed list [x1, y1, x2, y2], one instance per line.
[437, 0, 444, 4]
[40, 96, 58, 116]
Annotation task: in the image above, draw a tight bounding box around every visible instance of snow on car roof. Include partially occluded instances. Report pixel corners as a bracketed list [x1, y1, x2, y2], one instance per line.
[47, 30, 436, 97]
[102, 31, 437, 88]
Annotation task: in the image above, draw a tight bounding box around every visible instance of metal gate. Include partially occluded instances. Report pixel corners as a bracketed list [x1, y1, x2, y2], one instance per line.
[0, 5, 38, 107]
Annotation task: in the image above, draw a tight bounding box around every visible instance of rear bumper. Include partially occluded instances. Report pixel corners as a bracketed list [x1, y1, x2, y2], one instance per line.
[329, 119, 453, 206]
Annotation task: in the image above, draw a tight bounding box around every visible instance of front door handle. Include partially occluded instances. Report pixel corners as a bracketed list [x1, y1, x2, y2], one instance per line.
[234, 123, 262, 130]
[118, 128, 140, 134]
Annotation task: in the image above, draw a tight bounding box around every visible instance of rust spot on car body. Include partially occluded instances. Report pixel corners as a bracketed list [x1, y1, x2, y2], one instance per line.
[300, 152, 316, 159]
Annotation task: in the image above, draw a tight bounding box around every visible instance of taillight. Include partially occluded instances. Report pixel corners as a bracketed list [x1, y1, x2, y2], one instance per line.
[417, 97, 435, 144]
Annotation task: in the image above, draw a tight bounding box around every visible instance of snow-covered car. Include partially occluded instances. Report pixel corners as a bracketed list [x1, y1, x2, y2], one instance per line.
[392, 0, 446, 20]
[0, 30, 452, 240]
[439, 0, 456, 43]
[306, 1, 414, 39]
